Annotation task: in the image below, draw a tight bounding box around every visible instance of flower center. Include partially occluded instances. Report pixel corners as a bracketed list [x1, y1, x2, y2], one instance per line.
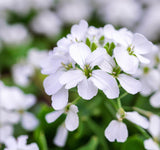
[143, 67, 150, 74]
[61, 62, 73, 70]
[127, 45, 135, 55]
[112, 66, 121, 78]
[84, 64, 92, 78]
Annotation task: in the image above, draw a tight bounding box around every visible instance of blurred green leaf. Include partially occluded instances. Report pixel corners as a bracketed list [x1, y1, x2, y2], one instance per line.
[77, 136, 98, 150]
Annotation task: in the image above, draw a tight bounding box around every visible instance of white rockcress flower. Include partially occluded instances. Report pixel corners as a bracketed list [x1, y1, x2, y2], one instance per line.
[105, 109, 149, 142]
[53, 124, 68, 147]
[0, 82, 38, 131]
[144, 115, 160, 150]
[104, 25, 153, 74]
[59, 42, 119, 99]
[4, 135, 39, 150]
[45, 104, 79, 132]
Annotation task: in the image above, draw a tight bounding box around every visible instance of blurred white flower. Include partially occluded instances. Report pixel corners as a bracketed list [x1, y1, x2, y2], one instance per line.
[99, 0, 142, 28]
[31, 10, 62, 37]
[4, 135, 39, 150]
[54, 124, 68, 147]
[135, 2, 160, 41]
[144, 115, 160, 150]
[56, 0, 92, 24]
[0, 23, 30, 45]
[0, 82, 38, 130]
[46, 104, 79, 131]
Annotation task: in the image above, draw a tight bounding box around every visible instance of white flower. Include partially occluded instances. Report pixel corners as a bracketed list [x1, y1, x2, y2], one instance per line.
[54, 124, 68, 147]
[59, 43, 119, 99]
[56, 0, 92, 24]
[4, 135, 39, 150]
[99, 0, 142, 28]
[31, 10, 62, 37]
[104, 26, 153, 74]
[104, 120, 128, 142]
[105, 110, 149, 143]
[144, 115, 160, 150]
[144, 138, 160, 150]
[0, 83, 38, 130]
[100, 54, 142, 94]
[12, 63, 34, 87]
[45, 104, 79, 131]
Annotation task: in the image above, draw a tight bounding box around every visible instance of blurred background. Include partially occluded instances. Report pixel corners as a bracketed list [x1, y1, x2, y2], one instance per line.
[0, 0, 160, 149]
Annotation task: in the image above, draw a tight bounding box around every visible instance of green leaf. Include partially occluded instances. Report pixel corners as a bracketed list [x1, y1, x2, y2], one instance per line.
[121, 135, 145, 150]
[86, 38, 91, 48]
[99, 36, 105, 45]
[91, 42, 98, 52]
[77, 136, 98, 150]
[34, 127, 48, 150]
[104, 42, 115, 56]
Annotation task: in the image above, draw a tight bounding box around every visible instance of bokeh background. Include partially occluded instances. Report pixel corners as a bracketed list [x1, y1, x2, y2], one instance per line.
[0, 0, 160, 149]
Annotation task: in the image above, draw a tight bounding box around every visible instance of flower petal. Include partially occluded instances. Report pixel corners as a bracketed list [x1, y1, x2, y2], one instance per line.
[45, 110, 64, 123]
[69, 43, 91, 68]
[132, 33, 153, 55]
[91, 70, 119, 99]
[78, 78, 98, 100]
[21, 112, 39, 131]
[43, 71, 63, 95]
[65, 105, 79, 131]
[59, 70, 85, 89]
[51, 88, 68, 110]
[114, 46, 139, 74]
[86, 48, 106, 69]
[150, 91, 160, 108]
[136, 54, 150, 64]
[125, 111, 149, 129]
[148, 115, 160, 138]
[54, 124, 68, 147]
[105, 120, 128, 142]
[144, 138, 159, 150]
[117, 74, 142, 94]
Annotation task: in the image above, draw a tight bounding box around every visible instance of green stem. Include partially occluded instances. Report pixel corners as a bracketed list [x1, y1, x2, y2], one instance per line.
[119, 92, 128, 99]
[117, 97, 122, 109]
[72, 96, 81, 105]
[133, 107, 152, 118]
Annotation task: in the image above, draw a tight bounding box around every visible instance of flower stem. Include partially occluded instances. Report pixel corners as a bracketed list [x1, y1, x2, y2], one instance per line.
[72, 96, 81, 105]
[117, 97, 122, 109]
[119, 92, 128, 99]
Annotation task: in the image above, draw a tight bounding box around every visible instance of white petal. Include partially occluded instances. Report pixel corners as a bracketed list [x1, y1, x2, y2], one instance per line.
[45, 110, 64, 123]
[114, 46, 139, 74]
[132, 33, 153, 55]
[78, 78, 98, 100]
[51, 88, 68, 110]
[17, 135, 28, 146]
[86, 48, 106, 69]
[148, 115, 160, 138]
[150, 91, 160, 108]
[59, 70, 85, 89]
[105, 120, 128, 142]
[4, 136, 17, 149]
[65, 105, 79, 131]
[43, 71, 63, 95]
[69, 43, 90, 68]
[24, 94, 36, 109]
[54, 124, 68, 147]
[27, 143, 39, 150]
[144, 138, 159, 150]
[21, 112, 39, 131]
[71, 20, 88, 41]
[136, 54, 150, 64]
[125, 111, 149, 129]
[99, 54, 115, 74]
[91, 70, 119, 99]
[0, 125, 13, 143]
[117, 74, 142, 94]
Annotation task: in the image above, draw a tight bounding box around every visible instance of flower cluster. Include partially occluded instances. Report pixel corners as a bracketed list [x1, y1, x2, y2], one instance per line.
[42, 20, 157, 147]
[0, 81, 39, 147]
